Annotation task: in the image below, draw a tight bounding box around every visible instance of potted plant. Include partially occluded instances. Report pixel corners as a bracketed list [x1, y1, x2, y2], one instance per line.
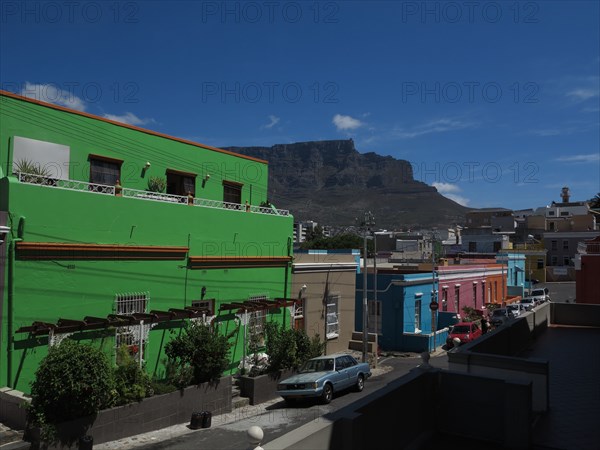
[147, 176, 166, 193]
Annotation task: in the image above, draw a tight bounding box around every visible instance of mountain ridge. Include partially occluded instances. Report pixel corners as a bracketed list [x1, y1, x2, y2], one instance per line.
[225, 139, 469, 229]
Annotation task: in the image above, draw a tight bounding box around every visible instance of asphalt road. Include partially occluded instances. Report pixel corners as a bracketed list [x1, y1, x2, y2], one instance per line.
[137, 354, 448, 450]
[534, 281, 576, 303]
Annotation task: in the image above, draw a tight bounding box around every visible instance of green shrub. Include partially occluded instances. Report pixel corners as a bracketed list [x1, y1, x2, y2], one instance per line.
[28, 339, 116, 442]
[113, 346, 153, 406]
[265, 323, 325, 373]
[164, 321, 232, 386]
[265, 322, 298, 373]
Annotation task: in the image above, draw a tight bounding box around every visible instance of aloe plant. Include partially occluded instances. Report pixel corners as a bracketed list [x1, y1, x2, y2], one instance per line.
[13, 159, 52, 184]
[147, 176, 166, 193]
[13, 158, 51, 177]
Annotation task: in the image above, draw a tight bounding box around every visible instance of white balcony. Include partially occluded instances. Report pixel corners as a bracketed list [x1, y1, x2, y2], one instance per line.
[16, 172, 290, 217]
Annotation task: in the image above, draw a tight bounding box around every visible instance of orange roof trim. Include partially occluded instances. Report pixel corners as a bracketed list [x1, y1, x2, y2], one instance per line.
[0, 90, 268, 165]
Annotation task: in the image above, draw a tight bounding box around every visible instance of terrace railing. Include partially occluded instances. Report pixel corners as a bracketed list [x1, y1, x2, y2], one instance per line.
[16, 173, 289, 216]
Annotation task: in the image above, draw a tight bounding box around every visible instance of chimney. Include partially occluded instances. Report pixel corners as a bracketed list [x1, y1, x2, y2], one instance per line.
[560, 186, 570, 203]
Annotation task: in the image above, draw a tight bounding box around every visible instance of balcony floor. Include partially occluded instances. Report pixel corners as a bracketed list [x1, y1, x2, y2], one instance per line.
[528, 326, 600, 450]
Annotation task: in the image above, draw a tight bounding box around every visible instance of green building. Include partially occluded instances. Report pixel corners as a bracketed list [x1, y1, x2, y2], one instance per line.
[0, 90, 294, 392]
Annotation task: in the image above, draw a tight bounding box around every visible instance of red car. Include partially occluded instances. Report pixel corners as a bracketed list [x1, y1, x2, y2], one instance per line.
[446, 322, 482, 348]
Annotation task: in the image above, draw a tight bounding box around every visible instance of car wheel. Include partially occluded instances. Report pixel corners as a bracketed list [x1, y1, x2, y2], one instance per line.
[321, 383, 333, 404]
[355, 374, 364, 392]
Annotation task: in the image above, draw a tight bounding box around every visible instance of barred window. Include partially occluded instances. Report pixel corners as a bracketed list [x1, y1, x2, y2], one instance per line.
[115, 292, 149, 361]
[326, 294, 339, 339]
[90, 155, 122, 186]
[248, 294, 268, 339]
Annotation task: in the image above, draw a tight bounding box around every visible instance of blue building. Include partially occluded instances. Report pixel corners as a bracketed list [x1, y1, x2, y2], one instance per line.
[355, 270, 454, 352]
[497, 252, 526, 298]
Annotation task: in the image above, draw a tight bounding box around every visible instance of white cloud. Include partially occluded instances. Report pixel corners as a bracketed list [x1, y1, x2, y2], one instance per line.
[554, 153, 600, 163]
[20, 82, 87, 111]
[566, 88, 599, 101]
[333, 114, 363, 131]
[392, 118, 475, 139]
[564, 76, 600, 102]
[531, 129, 562, 136]
[433, 182, 470, 206]
[103, 112, 155, 126]
[261, 115, 280, 130]
[432, 182, 461, 193]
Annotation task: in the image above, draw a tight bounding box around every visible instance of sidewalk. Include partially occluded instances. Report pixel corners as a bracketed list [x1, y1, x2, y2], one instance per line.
[0, 350, 441, 449]
[95, 362, 397, 450]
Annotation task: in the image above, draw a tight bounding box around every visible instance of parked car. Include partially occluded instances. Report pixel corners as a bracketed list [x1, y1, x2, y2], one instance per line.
[520, 297, 537, 311]
[530, 288, 550, 304]
[446, 322, 482, 348]
[276, 354, 371, 404]
[507, 303, 526, 317]
[490, 308, 515, 327]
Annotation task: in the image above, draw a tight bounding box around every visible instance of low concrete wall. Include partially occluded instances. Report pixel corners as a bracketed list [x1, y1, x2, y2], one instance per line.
[264, 369, 532, 450]
[0, 387, 30, 430]
[551, 302, 600, 327]
[447, 303, 550, 412]
[23, 376, 232, 447]
[448, 351, 548, 412]
[402, 328, 450, 352]
[238, 371, 292, 406]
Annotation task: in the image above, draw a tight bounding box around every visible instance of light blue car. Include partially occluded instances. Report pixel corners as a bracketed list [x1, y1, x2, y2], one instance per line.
[276, 354, 372, 404]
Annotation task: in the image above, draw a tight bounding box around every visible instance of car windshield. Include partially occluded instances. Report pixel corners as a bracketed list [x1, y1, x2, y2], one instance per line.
[531, 290, 545, 296]
[451, 326, 471, 333]
[492, 309, 506, 316]
[507, 305, 518, 310]
[299, 358, 334, 373]
[521, 299, 533, 303]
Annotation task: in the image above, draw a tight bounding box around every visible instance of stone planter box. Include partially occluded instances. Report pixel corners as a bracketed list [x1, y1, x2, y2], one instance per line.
[25, 376, 232, 448]
[238, 370, 293, 406]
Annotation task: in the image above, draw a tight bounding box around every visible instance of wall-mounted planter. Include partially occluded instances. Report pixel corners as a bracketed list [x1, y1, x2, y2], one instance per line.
[238, 370, 293, 406]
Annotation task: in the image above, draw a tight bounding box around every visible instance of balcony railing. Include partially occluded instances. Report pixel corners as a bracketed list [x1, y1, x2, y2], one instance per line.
[17, 172, 115, 195]
[578, 241, 600, 254]
[16, 173, 290, 216]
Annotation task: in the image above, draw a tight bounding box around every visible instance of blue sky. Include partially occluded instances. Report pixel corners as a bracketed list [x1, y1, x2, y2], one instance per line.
[1, 0, 598, 210]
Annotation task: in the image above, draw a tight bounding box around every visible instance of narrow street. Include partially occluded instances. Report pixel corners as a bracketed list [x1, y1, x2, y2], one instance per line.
[131, 354, 448, 450]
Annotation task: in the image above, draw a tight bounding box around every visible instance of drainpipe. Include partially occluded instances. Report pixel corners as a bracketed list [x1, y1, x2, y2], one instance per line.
[7, 236, 22, 388]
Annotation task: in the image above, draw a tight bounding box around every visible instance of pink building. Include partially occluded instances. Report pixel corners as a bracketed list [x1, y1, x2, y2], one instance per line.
[437, 263, 509, 316]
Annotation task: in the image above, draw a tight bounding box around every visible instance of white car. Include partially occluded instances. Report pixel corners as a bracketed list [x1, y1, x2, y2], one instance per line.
[507, 303, 526, 317]
[519, 297, 536, 311]
[530, 288, 549, 304]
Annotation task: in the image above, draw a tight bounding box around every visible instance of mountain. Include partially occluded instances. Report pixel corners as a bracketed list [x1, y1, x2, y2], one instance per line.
[225, 139, 468, 229]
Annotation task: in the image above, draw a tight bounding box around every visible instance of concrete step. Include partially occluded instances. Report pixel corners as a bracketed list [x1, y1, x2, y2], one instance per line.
[348, 340, 375, 352]
[351, 331, 377, 342]
[232, 395, 250, 409]
[0, 429, 26, 450]
[0, 440, 29, 450]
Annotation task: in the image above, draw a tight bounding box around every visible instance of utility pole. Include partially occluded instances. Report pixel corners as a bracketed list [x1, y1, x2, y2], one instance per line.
[430, 232, 438, 352]
[373, 231, 378, 368]
[362, 211, 374, 364]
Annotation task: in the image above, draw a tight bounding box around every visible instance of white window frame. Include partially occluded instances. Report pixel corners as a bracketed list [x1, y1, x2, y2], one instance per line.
[414, 298, 422, 332]
[326, 293, 340, 339]
[114, 292, 149, 363]
[248, 294, 268, 341]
